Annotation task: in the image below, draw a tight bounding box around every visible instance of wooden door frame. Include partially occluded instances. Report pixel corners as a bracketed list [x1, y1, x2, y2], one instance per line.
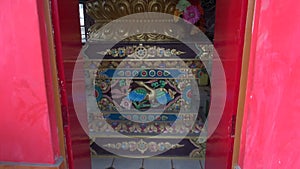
[231, 0, 256, 167]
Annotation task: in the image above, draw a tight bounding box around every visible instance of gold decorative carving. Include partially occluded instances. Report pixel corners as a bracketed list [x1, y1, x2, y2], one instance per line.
[86, 0, 184, 41]
[189, 137, 204, 148]
[189, 148, 206, 158]
[123, 33, 177, 42]
[97, 44, 185, 59]
[103, 139, 184, 154]
[88, 112, 204, 136]
[189, 138, 206, 158]
[88, 22, 185, 41]
[86, 0, 179, 21]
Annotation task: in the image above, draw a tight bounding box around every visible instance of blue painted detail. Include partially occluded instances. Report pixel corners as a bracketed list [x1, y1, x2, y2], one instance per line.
[159, 144, 165, 151]
[101, 69, 186, 78]
[106, 114, 178, 122]
[121, 143, 129, 150]
[95, 85, 103, 102]
[101, 69, 116, 77]
[155, 89, 173, 105]
[128, 88, 148, 102]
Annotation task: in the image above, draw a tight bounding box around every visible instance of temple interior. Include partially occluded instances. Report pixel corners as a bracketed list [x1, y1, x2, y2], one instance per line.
[78, 0, 216, 168]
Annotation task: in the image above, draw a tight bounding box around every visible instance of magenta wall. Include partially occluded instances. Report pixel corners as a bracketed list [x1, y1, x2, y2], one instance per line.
[239, 0, 300, 168]
[0, 0, 60, 164]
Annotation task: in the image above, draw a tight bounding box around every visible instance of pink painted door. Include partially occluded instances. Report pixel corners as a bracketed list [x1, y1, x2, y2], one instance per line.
[238, 0, 300, 168]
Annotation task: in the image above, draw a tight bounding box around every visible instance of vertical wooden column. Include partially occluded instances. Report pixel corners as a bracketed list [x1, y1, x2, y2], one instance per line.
[238, 0, 300, 168]
[0, 0, 65, 168]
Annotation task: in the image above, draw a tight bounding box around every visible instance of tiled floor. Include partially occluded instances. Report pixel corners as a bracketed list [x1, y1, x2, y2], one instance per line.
[92, 157, 205, 169]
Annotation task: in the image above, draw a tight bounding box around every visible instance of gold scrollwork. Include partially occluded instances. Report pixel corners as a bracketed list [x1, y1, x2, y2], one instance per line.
[88, 23, 185, 41]
[88, 112, 204, 135]
[85, 0, 184, 41]
[97, 44, 185, 59]
[189, 148, 206, 158]
[189, 138, 206, 158]
[189, 137, 205, 148]
[103, 139, 184, 154]
[86, 0, 179, 21]
[123, 33, 177, 42]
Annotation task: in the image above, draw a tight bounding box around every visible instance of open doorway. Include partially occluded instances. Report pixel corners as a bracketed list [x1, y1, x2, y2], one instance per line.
[79, 0, 215, 168]
[51, 0, 248, 168]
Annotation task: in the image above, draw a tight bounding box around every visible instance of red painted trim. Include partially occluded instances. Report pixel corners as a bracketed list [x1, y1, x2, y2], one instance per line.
[50, 0, 74, 169]
[205, 0, 248, 168]
[51, 0, 91, 168]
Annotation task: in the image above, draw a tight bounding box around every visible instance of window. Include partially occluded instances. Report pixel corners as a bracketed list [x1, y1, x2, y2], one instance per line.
[79, 3, 87, 43]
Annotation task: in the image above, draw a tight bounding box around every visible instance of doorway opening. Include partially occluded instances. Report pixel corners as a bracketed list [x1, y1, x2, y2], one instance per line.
[53, 0, 248, 168]
[76, 0, 216, 168]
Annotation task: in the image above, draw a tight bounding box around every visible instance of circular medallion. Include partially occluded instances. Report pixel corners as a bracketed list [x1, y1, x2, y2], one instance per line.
[135, 45, 148, 59]
[149, 70, 156, 77]
[157, 70, 163, 76]
[141, 70, 148, 77]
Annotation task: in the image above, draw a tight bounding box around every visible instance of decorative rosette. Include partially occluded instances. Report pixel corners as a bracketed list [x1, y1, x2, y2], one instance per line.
[174, 0, 206, 32]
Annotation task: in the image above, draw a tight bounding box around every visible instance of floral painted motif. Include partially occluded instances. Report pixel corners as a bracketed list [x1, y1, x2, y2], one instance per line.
[174, 0, 206, 33]
[120, 97, 132, 110]
[183, 5, 201, 24]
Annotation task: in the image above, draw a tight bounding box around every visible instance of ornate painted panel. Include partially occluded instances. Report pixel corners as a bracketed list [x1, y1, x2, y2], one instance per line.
[83, 0, 215, 159]
[84, 41, 211, 159]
